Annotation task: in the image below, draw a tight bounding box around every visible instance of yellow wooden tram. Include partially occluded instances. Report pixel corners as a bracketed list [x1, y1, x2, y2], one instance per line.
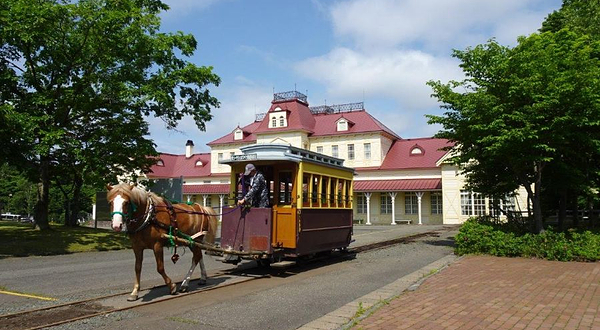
[219, 144, 354, 264]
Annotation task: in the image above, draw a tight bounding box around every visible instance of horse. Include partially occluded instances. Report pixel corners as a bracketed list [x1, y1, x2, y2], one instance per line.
[107, 183, 218, 301]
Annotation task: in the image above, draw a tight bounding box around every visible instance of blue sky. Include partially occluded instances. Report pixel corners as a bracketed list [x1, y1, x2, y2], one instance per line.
[149, 0, 563, 154]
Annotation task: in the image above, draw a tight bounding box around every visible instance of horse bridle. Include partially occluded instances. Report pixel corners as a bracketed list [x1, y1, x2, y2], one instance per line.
[110, 194, 155, 233]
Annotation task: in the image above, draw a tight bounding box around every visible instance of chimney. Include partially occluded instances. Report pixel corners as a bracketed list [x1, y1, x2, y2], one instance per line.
[185, 140, 194, 158]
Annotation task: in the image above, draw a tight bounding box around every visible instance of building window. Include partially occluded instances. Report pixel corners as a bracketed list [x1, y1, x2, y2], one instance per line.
[279, 116, 285, 127]
[348, 144, 355, 160]
[218, 153, 223, 161]
[229, 152, 234, 159]
[332, 145, 338, 158]
[364, 143, 371, 159]
[410, 146, 423, 155]
[461, 190, 485, 216]
[381, 194, 392, 214]
[357, 193, 367, 214]
[272, 117, 277, 127]
[431, 192, 442, 214]
[337, 119, 348, 131]
[316, 146, 323, 154]
[204, 196, 212, 207]
[234, 129, 243, 140]
[405, 193, 418, 214]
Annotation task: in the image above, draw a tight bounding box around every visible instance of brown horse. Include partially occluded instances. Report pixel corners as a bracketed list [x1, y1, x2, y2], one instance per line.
[107, 183, 218, 301]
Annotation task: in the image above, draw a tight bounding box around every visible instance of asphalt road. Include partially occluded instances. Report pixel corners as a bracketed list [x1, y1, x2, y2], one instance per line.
[0, 224, 456, 329]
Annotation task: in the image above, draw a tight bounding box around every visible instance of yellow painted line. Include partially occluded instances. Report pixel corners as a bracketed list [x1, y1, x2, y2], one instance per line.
[0, 289, 57, 301]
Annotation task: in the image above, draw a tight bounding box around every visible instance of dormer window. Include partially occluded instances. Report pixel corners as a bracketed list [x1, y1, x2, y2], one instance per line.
[410, 145, 424, 155]
[195, 160, 203, 167]
[156, 159, 164, 166]
[268, 107, 288, 128]
[234, 128, 243, 140]
[336, 117, 353, 132]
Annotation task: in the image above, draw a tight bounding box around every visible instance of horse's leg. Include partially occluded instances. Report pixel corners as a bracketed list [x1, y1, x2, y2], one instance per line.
[198, 248, 208, 285]
[153, 242, 177, 295]
[179, 246, 201, 292]
[128, 246, 143, 301]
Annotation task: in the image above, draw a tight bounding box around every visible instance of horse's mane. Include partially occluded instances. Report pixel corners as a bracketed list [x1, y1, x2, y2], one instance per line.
[108, 183, 161, 205]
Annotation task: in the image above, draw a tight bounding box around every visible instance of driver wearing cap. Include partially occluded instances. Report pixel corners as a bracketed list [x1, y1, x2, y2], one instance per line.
[238, 164, 269, 207]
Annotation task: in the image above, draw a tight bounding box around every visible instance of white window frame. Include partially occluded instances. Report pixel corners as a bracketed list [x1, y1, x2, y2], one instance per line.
[431, 192, 442, 215]
[316, 146, 323, 154]
[364, 143, 371, 159]
[381, 194, 392, 214]
[348, 144, 355, 160]
[357, 193, 367, 214]
[332, 145, 338, 158]
[405, 193, 418, 214]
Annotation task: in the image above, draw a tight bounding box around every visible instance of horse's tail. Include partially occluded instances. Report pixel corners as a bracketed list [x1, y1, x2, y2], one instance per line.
[201, 206, 218, 245]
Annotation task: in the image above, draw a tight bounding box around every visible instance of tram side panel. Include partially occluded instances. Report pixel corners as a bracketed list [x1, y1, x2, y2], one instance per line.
[221, 206, 273, 254]
[296, 209, 353, 256]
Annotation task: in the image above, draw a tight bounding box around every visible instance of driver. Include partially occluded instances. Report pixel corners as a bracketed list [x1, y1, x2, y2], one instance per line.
[237, 163, 269, 207]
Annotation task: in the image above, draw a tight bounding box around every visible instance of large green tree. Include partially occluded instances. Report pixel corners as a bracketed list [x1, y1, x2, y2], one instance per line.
[0, 0, 220, 230]
[428, 30, 600, 233]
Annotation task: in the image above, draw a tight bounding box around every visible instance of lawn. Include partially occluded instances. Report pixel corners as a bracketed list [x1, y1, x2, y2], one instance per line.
[0, 221, 131, 258]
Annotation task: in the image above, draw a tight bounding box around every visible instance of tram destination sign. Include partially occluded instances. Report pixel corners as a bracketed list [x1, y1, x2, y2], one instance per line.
[231, 154, 257, 161]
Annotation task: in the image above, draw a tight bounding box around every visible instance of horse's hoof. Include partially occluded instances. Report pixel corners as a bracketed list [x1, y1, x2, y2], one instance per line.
[179, 285, 188, 293]
[127, 295, 138, 302]
[198, 279, 207, 286]
[169, 283, 177, 295]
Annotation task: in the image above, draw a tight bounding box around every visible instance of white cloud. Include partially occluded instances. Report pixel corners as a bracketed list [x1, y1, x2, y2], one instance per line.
[148, 78, 273, 154]
[295, 47, 463, 110]
[330, 0, 558, 52]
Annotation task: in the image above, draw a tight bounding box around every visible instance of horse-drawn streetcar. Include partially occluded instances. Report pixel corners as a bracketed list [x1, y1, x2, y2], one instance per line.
[219, 144, 355, 265]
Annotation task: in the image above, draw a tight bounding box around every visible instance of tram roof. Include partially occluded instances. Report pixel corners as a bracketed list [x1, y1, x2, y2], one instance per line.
[219, 144, 355, 174]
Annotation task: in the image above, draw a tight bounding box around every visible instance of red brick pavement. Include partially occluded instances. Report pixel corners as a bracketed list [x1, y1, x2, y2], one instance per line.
[356, 256, 600, 330]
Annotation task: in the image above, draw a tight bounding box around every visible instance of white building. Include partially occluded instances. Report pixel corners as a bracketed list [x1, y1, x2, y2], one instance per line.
[145, 91, 527, 225]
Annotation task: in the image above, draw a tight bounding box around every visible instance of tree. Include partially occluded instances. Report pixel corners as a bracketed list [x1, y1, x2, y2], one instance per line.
[0, 0, 220, 230]
[541, 0, 600, 37]
[428, 30, 600, 233]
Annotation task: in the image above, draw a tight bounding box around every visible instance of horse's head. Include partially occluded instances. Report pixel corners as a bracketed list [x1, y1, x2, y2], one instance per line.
[106, 183, 136, 232]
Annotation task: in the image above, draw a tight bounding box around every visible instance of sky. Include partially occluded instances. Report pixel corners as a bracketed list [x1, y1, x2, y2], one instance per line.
[149, 0, 563, 155]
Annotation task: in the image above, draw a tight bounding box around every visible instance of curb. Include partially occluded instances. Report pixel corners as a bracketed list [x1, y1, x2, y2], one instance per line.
[297, 254, 460, 330]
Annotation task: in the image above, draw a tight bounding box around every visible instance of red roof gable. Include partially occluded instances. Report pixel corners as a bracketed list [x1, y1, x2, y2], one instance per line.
[253, 99, 316, 134]
[312, 110, 400, 138]
[207, 121, 261, 146]
[379, 138, 453, 170]
[147, 153, 215, 178]
[354, 179, 442, 192]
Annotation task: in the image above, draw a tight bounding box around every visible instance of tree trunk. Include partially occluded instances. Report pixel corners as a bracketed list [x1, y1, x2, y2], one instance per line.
[589, 197, 598, 229]
[34, 159, 51, 230]
[572, 195, 580, 228]
[558, 191, 567, 231]
[68, 176, 83, 227]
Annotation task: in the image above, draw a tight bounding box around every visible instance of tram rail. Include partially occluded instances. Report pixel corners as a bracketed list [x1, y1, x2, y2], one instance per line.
[0, 228, 450, 330]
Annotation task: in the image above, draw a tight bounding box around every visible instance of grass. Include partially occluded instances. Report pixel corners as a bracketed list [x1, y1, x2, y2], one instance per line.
[0, 221, 131, 258]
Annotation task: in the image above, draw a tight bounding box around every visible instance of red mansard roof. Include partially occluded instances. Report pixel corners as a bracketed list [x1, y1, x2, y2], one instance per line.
[183, 184, 229, 194]
[353, 179, 442, 192]
[147, 153, 220, 178]
[208, 99, 400, 146]
[378, 138, 453, 170]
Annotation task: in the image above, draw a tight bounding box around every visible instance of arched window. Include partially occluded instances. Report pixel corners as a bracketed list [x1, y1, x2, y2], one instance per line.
[272, 117, 277, 127]
[279, 116, 285, 127]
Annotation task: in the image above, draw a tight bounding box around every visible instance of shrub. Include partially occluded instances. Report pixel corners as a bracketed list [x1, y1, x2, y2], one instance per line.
[456, 217, 600, 262]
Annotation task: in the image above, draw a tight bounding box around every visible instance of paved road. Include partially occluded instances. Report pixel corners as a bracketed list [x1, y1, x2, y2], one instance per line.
[48, 227, 457, 330]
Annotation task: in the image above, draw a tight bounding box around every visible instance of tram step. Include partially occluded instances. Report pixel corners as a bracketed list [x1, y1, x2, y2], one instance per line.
[270, 261, 296, 268]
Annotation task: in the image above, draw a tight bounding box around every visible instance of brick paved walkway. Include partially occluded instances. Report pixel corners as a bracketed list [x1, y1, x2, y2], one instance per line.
[356, 256, 600, 330]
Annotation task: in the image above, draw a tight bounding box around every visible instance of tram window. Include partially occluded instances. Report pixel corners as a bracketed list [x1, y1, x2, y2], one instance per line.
[278, 171, 293, 205]
[321, 176, 329, 207]
[312, 175, 320, 206]
[302, 175, 310, 206]
[337, 180, 343, 206]
[329, 178, 336, 206]
[345, 180, 351, 208]
[269, 180, 275, 202]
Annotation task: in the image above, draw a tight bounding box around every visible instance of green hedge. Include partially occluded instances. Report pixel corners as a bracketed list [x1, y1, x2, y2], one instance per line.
[456, 218, 600, 261]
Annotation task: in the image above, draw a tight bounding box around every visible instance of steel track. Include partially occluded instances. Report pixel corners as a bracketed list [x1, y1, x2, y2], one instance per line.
[0, 228, 452, 330]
